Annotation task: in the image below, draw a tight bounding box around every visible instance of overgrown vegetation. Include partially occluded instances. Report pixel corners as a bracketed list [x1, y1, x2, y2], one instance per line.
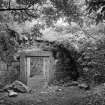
[0, 0, 105, 87]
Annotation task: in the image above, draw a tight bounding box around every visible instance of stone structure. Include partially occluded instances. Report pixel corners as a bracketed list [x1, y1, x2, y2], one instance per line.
[19, 49, 54, 89]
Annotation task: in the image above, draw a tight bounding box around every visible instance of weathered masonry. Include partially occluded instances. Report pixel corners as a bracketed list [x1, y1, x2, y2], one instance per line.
[19, 50, 54, 89]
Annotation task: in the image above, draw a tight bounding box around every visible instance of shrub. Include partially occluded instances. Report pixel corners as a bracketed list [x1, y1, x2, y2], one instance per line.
[77, 39, 105, 85]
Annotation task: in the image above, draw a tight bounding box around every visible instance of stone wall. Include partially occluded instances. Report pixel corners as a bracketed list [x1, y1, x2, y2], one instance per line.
[0, 61, 19, 88]
[0, 61, 8, 88]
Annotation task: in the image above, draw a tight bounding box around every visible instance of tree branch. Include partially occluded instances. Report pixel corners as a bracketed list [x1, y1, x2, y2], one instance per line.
[0, 8, 35, 11]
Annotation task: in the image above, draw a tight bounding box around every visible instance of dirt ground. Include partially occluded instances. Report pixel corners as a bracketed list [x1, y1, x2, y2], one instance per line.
[0, 85, 95, 105]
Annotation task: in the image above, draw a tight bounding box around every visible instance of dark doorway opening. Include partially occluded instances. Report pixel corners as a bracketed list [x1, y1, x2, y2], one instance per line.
[52, 45, 79, 84]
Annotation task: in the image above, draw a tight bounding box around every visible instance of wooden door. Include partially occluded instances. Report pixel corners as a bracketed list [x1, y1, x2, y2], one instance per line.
[27, 57, 50, 90]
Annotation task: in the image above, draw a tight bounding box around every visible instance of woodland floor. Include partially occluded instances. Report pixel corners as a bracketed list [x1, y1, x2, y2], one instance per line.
[0, 85, 104, 105]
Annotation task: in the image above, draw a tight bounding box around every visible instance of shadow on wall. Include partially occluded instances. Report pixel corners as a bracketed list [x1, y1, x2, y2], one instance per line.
[52, 46, 80, 84]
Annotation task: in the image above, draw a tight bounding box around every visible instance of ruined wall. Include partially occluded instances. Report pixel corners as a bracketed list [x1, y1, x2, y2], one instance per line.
[0, 61, 19, 88]
[0, 61, 8, 88]
[52, 48, 79, 84]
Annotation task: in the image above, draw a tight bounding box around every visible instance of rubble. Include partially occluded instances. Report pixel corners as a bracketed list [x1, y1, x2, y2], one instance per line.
[3, 80, 31, 93]
[63, 81, 79, 87]
[78, 83, 89, 90]
[40, 85, 62, 93]
[8, 90, 18, 97]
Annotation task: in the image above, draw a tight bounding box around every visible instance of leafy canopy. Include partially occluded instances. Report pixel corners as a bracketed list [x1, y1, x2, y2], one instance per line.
[12, 0, 82, 25]
[0, 0, 99, 63]
[86, 0, 105, 23]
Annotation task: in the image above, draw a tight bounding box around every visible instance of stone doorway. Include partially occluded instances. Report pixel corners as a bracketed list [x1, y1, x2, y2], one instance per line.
[19, 50, 54, 89]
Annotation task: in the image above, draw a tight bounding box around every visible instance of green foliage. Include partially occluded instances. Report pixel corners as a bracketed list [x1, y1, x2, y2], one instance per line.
[77, 38, 105, 84]
[86, 0, 105, 23]
[1, 0, 105, 86]
[12, 0, 82, 25]
[50, 0, 81, 22]
[16, 0, 46, 6]
[0, 26, 20, 64]
[0, 0, 3, 8]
